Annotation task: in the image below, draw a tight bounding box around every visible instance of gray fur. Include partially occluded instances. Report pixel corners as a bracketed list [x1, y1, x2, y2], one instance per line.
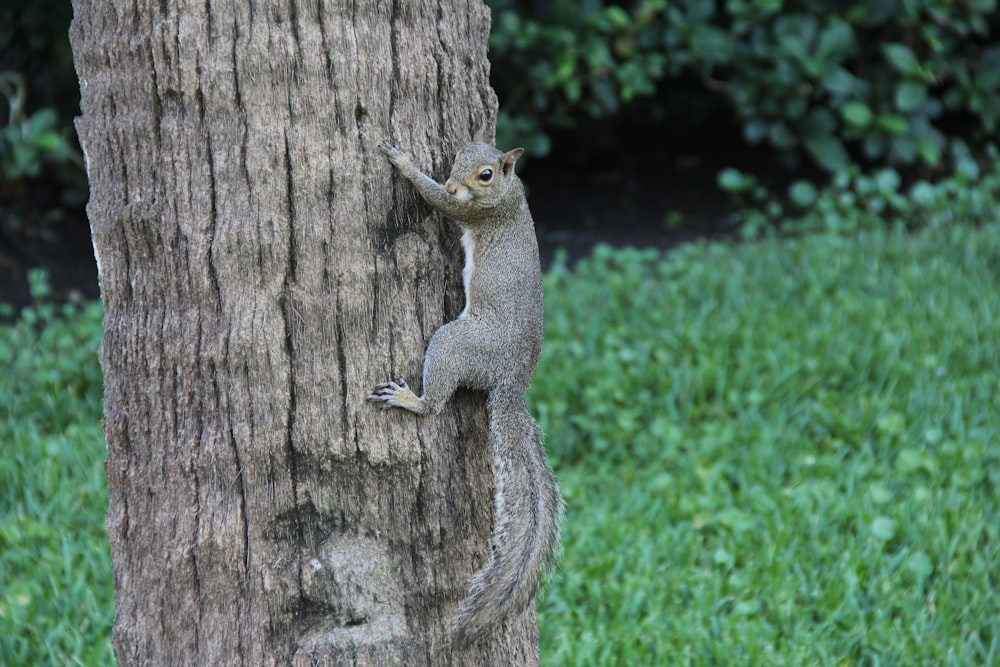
[369, 142, 563, 642]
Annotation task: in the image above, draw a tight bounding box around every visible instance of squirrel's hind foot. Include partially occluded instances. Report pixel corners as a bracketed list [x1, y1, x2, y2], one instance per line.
[367, 378, 425, 413]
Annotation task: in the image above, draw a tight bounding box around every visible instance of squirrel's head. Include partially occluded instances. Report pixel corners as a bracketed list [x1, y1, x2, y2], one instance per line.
[444, 143, 524, 206]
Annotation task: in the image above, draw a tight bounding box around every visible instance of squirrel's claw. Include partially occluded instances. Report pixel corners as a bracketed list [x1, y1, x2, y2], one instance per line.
[367, 378, 424, 413]
[378, 141, 409, 168]
[367, 378, 409, 405]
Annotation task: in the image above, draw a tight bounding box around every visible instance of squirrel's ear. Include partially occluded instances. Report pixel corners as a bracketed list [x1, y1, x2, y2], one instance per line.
[501, 147, 524, 175]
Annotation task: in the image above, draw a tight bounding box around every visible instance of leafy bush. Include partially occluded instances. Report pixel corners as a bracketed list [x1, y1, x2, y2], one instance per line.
[720, 141, 1000, 236]
[488, 0, 1000, 172]
[0, 73, 81, 181]
[0, 3, 82, 185]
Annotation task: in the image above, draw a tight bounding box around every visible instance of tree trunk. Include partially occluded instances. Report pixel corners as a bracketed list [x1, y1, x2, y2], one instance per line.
[70, 1, 541, 663]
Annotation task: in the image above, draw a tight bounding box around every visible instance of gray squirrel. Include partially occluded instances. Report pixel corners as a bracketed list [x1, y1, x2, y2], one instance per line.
[368, 141, 562, 641]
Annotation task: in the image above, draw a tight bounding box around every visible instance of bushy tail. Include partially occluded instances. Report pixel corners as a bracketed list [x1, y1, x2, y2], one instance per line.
[450, 389, 563, 642]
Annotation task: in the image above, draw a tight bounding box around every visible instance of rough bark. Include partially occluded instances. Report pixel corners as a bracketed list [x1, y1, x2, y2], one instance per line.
[70, 0, 540, 664]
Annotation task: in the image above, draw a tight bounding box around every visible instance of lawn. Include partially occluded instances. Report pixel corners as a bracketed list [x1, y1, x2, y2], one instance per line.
[2, 225, 999, 665]
[534, 226, 1000, 665]
[0, 288, 110, 665]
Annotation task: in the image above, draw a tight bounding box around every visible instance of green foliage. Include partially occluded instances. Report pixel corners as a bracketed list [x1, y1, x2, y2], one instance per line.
[721, 142, 1000, 237]
[0, 73, 81, 180]
[533, 226, 1000, 663]
[488, 0, 1000, 171]
[0, 272, 113, 665]
[5, 225, 1000, 662]
[489, 0, 672, 153]
[0, 2, 82, 184]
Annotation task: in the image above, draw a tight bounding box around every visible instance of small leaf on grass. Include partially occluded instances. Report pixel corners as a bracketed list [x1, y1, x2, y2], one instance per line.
[715, 508, 757, 533]
[868, 484, 893, 504]
[896, 449, 939, 475]
[713, 548, 736, 568]
[876, 411, 906, 436]
[904, 551, 934, 580]
[734, 599, 762, 616]
[871, 516, 897, 540]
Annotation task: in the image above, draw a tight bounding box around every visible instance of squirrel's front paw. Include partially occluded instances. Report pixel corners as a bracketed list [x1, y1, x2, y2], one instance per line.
[367, 378, 423, 412]
[378, 141, 411, 169]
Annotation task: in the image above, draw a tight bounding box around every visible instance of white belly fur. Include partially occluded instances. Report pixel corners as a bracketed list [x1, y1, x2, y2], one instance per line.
[459, 230, 475, 319]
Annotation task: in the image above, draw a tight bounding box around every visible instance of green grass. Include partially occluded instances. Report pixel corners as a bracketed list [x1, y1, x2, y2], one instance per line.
[3, 225, 999, 665]
[533, 226, 1000, 665]
[0, 282, 113, 666]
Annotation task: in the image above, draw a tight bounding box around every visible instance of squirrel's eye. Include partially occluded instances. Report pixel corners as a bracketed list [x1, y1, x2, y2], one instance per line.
[477, 168, 493, 182]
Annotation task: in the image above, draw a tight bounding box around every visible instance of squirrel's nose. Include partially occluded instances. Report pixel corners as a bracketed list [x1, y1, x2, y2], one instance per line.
[445, 179, 458, 195]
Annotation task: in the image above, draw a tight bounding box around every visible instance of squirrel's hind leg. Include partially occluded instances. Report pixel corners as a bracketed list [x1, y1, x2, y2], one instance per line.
[368, 319, 484, 416]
